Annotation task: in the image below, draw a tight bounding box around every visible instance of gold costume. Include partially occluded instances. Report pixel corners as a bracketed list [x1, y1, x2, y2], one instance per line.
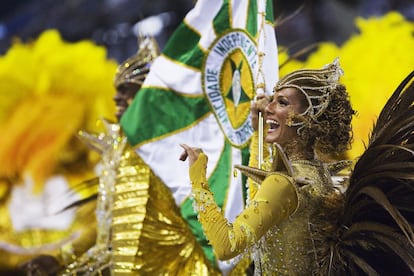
[112, 144, 219, 275]
[63, 36, 226, 274]
[190, 141, 335, 275]
[188, 62, 414, 275]
[64, 125, 220, 275]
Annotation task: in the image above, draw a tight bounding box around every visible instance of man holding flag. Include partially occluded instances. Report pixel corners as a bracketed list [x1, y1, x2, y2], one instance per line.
[120, 0, 278, 274]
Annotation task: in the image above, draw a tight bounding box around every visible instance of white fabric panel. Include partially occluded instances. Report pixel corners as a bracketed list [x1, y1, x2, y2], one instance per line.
[231, 0, 249, 29]
[184, 0, 222, 50]
[263, 22, 279, 94]
[137, 114, 225, 205]
[223, 146, 245, 223]
[143, 55, 203, 95]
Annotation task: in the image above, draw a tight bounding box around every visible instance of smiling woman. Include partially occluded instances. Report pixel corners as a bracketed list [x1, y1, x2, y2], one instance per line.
[181, 60, 414, 275]
[180, 59, 356, 275]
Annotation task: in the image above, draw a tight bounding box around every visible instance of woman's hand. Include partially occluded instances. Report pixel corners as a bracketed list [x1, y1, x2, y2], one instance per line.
[179, 144, 205, 167]
[251, 94, 271, 131]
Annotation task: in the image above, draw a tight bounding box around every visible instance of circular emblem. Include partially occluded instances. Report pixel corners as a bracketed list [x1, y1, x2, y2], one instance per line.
[203, 30, 257, 147]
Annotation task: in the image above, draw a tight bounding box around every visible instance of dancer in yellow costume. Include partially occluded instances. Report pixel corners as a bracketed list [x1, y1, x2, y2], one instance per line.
[181, 60, 414, 275]
[63, 36, 221, 275]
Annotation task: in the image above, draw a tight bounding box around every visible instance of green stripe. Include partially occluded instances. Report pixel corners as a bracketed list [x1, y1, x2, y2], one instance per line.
[120, 87, 210, 146]
[162, 23, 204, 70]
[209, 141, 233, 205]
[265, 0, 274, 23]
[180, 141, 233, 266]
[213, 0, 230, 35]
[179, 200, 216, 265]
[246, 0, 258, 36]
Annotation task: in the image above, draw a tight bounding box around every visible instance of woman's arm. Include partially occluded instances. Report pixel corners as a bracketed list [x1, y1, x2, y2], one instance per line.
[190, 153, 298, 260]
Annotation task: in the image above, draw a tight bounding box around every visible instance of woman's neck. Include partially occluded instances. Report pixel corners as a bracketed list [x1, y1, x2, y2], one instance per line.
[280, 138, 314, 161]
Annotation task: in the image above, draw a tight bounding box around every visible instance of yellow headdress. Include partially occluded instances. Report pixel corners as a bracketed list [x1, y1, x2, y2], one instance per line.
[114, 36, 159, 89]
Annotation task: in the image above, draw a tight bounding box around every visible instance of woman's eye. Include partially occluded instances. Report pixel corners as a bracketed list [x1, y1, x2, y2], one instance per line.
[278, 99, 288, 106]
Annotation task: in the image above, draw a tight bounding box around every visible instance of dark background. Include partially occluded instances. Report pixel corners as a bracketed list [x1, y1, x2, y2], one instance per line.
[0, 0, 413, 63]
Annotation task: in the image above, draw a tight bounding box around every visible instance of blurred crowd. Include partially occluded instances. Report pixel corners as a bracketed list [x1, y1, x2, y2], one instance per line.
[0, 0, 413, 62]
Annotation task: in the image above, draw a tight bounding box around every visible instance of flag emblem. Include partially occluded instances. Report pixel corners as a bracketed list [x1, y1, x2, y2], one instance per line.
[121, 0, 278, 271]
[203, 30, 256, 147]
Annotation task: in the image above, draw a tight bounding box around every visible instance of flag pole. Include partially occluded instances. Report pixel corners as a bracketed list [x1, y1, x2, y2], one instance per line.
[256, 1, 267, 169]
[258, 112, 263, 169]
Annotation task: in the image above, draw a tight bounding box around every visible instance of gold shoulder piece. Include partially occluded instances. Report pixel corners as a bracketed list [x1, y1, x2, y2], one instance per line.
[235, 143, 294, 185]
[271, 143, 294, 176]
[234, 164, 271, 184]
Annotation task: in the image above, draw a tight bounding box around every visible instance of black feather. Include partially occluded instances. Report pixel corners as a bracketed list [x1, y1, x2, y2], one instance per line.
[314, 71, 414, 275]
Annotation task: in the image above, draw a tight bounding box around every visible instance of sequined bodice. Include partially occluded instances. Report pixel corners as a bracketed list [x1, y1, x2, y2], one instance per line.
[253, 161, 333, 275]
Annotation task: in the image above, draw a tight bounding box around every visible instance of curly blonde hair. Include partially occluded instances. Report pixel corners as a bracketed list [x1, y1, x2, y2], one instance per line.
[298, 83, 355, 154]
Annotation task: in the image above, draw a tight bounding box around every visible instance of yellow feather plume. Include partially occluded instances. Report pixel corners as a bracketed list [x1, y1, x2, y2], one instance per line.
[0, 30, 117, 192]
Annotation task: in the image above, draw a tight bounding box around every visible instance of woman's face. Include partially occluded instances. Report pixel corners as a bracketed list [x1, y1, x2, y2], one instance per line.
[264, 87, 307, 145]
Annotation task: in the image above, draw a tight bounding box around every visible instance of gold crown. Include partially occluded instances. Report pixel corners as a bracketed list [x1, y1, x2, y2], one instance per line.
[274, 58, 343, 127]
[114, 36, 160, 89]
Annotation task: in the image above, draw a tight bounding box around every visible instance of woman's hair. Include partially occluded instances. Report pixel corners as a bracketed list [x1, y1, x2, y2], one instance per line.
[275, 59, 355, 154]
[299, 83, 355, 154]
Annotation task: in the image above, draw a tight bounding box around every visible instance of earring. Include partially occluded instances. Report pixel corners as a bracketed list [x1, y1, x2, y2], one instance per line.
[286, 110, 295, 127]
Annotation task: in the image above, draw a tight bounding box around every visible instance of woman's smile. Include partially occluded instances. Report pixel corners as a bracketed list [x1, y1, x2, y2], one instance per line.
[266, 119, 280, 132]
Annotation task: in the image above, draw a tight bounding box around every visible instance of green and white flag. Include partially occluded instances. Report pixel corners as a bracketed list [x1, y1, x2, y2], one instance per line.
[121, 0, 278, 272]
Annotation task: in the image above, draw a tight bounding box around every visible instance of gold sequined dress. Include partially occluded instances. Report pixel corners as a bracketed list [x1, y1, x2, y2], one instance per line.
[190, 151, 334, 275]
[64, 126, 221, 276]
